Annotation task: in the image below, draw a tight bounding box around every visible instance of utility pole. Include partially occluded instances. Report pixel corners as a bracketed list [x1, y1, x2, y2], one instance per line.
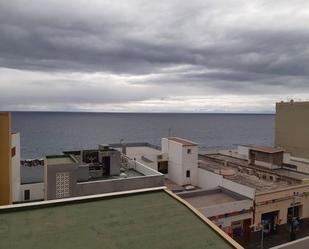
[290, 192, 296, 241]
[261, 221, 264, 249]
[168, 127, 172, 137]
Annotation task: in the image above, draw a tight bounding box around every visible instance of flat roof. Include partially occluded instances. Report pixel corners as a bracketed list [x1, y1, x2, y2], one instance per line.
[249, 146, 284, 154]
[199, 154, 294, 192]
[46, 155, 75, 165]
[122, 146, 161, 156]
[168, 137, 198, 146]
[183, 192, 238, 209]
[0, 190, 235, 249]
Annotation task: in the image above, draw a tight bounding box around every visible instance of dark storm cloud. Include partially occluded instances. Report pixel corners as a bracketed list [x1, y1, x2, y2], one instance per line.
[1, 0, 309, 111]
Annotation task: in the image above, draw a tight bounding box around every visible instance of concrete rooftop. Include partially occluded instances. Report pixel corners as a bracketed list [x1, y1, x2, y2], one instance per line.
[199, 154, 298, 192]
[0, 190, 235, 249]
[183, 192, 238, 209]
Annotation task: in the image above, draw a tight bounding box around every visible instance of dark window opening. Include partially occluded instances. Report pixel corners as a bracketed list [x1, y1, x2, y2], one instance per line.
[187, 149, 191, 154]
[158, 161, 168, 174]
[186, 170, 190, 178]
[11, 147, 16, 157]
[24, 189, 30, 201]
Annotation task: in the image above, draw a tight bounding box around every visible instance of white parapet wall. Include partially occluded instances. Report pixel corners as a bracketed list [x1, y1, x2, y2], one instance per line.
[128, 158, 164, 176]
[20, 182, 44, 202]
[197, 168, 255, 199]
[237, 146, 250, 159]
[198, 168, 223, 190]
[221, 179, 255, 199]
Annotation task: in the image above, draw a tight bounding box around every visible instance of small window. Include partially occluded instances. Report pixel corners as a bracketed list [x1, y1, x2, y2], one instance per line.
[186, 170, 190, 178]
[24, 189, 30, 201]
[11, 147, 16, 157]
[187, 149, 191, 154]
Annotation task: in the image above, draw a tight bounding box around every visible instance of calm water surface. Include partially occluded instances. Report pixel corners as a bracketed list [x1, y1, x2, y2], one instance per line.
[12, 112, 275, 159]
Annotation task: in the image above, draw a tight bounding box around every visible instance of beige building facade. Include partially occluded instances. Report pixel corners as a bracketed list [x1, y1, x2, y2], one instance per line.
[255, 184, 309, 228]
[275, 101, 309, 160]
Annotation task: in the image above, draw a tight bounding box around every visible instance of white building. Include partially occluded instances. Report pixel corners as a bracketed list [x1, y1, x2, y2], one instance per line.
[123, 144, 168, 172]
[11, 133, 44, 203]
[11, 133, 21, 203]
[161, 137, 198, 186]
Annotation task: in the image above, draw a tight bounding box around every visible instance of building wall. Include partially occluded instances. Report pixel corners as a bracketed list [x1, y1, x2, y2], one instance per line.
[162, 138, 198, 186]
[124, 146, 164, 171]
[200, 199, 253, 218]
[275, 101, 309, 160]
[255, 184, 309, 226]
[198, 168, 222, 190]
[45, 163, 78, 200]
[211, 213, 253, 229]
[197, 168, 256, 199]
[20, 183, 44, 202]
[98, 150, 121, 175]
[129, 160, 163, 176]
[46, 160, 164, 200]
[287, 156, 309, 174]
[255, 152, 283, 168]
[237, 146, 250, 159]
[182, 145, 198, 186]
[11, 133, 21, 203]
[0, 112, 12, 205]
[76, 175, 164, 197]
[221, 179, 255, 199]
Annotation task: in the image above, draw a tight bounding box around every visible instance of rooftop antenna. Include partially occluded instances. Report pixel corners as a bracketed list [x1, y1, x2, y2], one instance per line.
[168, 127, 172, 137]
[120, 138, 126, 154]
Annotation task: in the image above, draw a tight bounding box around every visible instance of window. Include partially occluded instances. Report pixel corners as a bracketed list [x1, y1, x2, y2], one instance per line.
[11, 147, 16, 157]
[186, 170, 190, 178]
[24, 189, 30, 201]
[187, 149, 191, 154]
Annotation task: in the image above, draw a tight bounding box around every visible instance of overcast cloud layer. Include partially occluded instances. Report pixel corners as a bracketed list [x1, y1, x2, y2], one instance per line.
[1, 0, 309, 112]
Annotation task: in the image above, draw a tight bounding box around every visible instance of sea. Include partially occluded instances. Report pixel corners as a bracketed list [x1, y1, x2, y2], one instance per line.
[11, 112, 275, 159]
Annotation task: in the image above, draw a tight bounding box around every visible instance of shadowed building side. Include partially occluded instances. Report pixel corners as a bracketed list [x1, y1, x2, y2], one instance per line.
[0, 112, 12, 205]
[275, 101, 309, 160]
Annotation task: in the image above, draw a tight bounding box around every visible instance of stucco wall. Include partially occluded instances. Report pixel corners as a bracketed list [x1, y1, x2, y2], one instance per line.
[46, 163, 78, 200]
[197, 168, 255, 199]
[237, 146, 250, 159]
[76, 175, 164, 196]
[255, 184, 309, 225]
[11, 133, 21, 203]
[162, 138, 199, 186]
[275, 102, 309, 160]
[198, 168, 222, 189]
[221, 179, 255, 199]
[20, 183, 44, 201]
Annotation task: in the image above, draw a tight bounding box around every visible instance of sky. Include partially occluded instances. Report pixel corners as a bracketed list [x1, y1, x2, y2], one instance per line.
[1, 0, 309, 113]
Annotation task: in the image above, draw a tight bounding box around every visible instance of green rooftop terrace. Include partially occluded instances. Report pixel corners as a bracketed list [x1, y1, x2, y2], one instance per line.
[0, 190, 236, 249]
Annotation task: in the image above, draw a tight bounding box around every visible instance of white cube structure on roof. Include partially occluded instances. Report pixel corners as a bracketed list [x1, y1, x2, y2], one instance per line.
[162, 137, 198, 186]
